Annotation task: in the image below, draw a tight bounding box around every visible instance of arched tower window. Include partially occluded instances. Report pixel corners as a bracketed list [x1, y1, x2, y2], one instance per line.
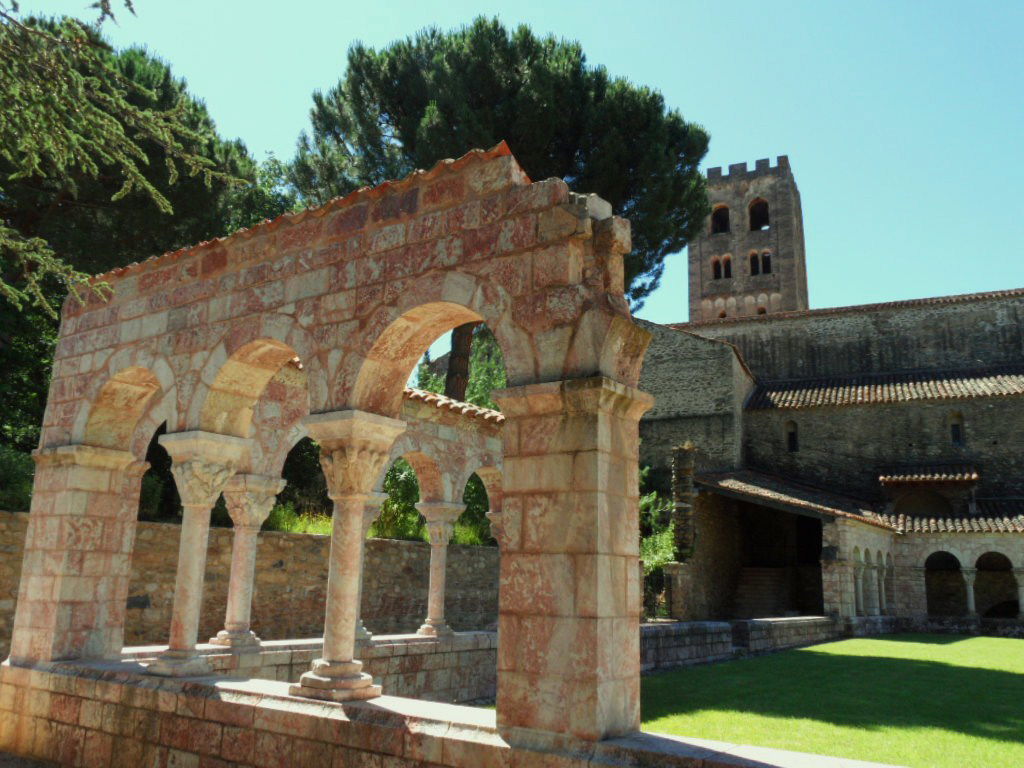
[761, 252, 772, 274]
[950, 412, 965, 447]
[749, 253, 760, 276]
[785, 420, 798, 452]
[749, 198, 770, 230]
[711, 206, 730, 234]
[712, 259, 722, 280]
[723, 256, 732, 279]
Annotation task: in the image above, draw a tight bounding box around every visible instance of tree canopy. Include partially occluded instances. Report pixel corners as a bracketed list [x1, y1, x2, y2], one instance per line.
[291, 16, 710, 307]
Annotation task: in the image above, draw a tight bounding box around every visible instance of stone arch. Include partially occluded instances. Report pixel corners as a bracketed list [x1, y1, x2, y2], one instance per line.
[975, 551, 1017, 618]
[925, 550, 967, 617]
[395, 450, 446, 504]
[77, 351, 178, 456]
[347, 273, 529, 417]
[711, 205, 730, 234]
[749, 198, 770, 230]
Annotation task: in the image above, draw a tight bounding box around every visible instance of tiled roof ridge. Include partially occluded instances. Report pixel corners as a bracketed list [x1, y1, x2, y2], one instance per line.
[877, 511, 1024, 534]
[877, 465, 979, 485]
[403, 387, 505, 425]
[667, 286, 1024, 329]
[90, 141, 519, 284]
[747, 363, 1024, 410]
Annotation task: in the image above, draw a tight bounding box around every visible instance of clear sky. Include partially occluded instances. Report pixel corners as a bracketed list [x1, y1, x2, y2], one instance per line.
[27, 0, 1024, 329]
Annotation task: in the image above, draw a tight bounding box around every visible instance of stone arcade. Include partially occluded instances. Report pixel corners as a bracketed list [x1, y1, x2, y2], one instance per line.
[0, 144, 805, 768]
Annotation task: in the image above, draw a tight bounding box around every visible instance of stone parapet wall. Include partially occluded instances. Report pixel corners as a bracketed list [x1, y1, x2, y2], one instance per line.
[0, 511, 498, 657]
[121, 632, 497, 704]
[732, 616, 842, 653]
[640, 621, 733, 671]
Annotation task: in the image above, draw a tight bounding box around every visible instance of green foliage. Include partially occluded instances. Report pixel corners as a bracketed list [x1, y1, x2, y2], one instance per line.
[638, 466, 673, 617]
[263, 501, 333, 535]
[370, 458, 426, 541]
[453, 473, 495, 546]
[291, 16, 709, 307]
[414, 326, 506, 411]
[0, 443, 33, 510]
[277, 438, 330, 516]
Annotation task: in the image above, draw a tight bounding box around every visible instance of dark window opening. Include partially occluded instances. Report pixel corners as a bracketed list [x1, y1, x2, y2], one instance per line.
[756, 307, 767, 315]
[750, 253, 760, 275]
[723, 257, 732, 279]
[711, 206, 730, 234]
[951, 423, 964, 446]
[786, 421, 798, 452]
[712, 259, 722, 280]
[718, 311, 727, 318]
[761, 252, 772, 274]
[749, 199, 770, 230]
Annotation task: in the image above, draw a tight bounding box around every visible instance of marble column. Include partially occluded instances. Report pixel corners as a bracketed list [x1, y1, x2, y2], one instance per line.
[962, 567, 978, 617]
[854, 563, 866, 616]
[417, 502, 464, 637]
[289, 410, 404, 702]
[210, 474, 285, 649]
[355, 492, 388, 644]
[148, 431, 249, 677]
[864, 565, 880, 616]
[877, 567, 888, 615]
[1014, 568, 1024, 619]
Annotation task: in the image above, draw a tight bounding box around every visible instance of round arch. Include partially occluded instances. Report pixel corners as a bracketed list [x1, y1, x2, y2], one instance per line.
[975, 551, 1017, 618]
[925, 550, 967, 617]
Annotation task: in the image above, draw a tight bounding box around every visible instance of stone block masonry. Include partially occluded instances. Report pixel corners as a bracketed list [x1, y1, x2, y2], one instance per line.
[0, 511, 498, 658]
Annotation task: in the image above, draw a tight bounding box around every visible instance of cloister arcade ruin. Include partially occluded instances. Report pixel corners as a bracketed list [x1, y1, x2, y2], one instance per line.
[0, 144, 704, 766]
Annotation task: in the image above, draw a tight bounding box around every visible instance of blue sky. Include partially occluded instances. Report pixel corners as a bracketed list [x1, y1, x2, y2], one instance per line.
[28, 0, 1024, 329]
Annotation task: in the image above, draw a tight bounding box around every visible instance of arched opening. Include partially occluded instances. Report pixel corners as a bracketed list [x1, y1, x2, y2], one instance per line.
[712, 259, 722, 280]
[925, 551, 967, 617]
[975, 552, 1017, 618]
[723, 256, 732, 279]
[749, 198, 770, 231]
[711, 205, 730, 234]
[785, 420, 798, 452]
[83, 366, 163, 450]
[749, 252, 760, 276]
[200, 338, 306, 438]
[265, 436, 332, 532]
[137, 423, 180, 522]
[949, 412, 965, 447]
[893, 490, 953, 518]
[761, 252, 772, 274]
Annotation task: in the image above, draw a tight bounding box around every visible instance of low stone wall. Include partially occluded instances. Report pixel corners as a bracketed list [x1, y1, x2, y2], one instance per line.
[0, 510, 499, 656]
[640, 621, 733, 671]
[0, 661, 893, 768]
[121, 631, 497, 704]
[732, 616, 842, 653]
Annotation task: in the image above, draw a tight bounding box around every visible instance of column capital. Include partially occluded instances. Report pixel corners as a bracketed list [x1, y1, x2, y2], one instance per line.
[962, 567, 977, 584]
[223, 474, 286, 530]
[303, 410, 405, 499]
[160, 431, 250, 507]
[493, 376, 653, 420]
[417, 502, 463, 546]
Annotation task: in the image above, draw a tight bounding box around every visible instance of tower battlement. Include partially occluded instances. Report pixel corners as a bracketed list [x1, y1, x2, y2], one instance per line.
[687, 155, 808, 323]
[707, 156, 790, 182]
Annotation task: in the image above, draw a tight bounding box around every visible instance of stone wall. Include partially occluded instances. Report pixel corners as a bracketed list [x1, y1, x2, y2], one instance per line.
[0, 511, 499, 657]
[640, 621, 732, 671]
[637, 320, 753, 481]
[744, 397, 1024, 500]
[732, 616, 841, 652]
[685, 291, 1024, 381]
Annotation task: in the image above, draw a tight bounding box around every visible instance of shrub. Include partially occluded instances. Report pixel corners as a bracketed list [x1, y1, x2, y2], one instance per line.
[263, 501, 333, 535]
[0, 445, 33, 510]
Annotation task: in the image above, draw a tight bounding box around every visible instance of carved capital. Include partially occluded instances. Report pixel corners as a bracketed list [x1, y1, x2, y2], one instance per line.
[962, 567, 977, 586]
[417, 502, 462, 547]
[303, 410, 405, 500]
[223, 474, 286, 529]
[171, 459, 236, 508]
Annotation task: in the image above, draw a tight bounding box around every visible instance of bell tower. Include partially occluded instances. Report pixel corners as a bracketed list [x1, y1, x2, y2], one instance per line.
[687, 156, 808, 322]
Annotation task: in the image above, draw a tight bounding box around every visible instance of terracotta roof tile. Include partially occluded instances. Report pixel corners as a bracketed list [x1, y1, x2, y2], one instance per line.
[403, 388, 505, 425]
[669, 287, 1024, 329]
[695, 469, 892, 529]
[876, 512, 1024, 534]
[747, 365, 1024, 410]
[878, 465, 979, 485]
[91, 142, 520, 284]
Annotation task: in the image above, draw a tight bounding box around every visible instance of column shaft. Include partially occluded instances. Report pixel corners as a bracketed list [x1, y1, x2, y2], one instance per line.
[963, 568, 978, 616]
[323, 495, 364, 663]
[854, 566, 865, 616]
[417, 502, 462, 637]
[167, 503, 214, 652]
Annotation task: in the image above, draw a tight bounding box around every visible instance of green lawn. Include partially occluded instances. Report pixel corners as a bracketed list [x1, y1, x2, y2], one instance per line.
[641, 634, 1024, 768]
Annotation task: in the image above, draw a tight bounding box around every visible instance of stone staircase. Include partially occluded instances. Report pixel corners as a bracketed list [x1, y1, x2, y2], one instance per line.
[733, 567, 790, 618]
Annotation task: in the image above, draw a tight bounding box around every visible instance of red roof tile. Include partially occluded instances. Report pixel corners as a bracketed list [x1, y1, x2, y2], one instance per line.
[747, 366, 1024, 410]
[878, 466, 979, 485]
[876, 513, 1024, 534]
[403, 388, 505, 425]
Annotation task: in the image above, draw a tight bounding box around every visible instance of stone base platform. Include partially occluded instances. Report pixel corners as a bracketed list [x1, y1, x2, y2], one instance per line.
[120, 631, 497, 704]
[0, 659, 902, 768]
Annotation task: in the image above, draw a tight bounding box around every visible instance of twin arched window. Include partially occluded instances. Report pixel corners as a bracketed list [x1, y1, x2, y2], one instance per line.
[712, 257, 732, 280]
[749, 251, 773, 276]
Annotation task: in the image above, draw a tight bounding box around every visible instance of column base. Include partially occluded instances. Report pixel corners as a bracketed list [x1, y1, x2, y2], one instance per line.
[145, 649, 212, 678]
[416, 620, 454, 637]
[288, 659, 381, 702]
[209, 629, 261, 649]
